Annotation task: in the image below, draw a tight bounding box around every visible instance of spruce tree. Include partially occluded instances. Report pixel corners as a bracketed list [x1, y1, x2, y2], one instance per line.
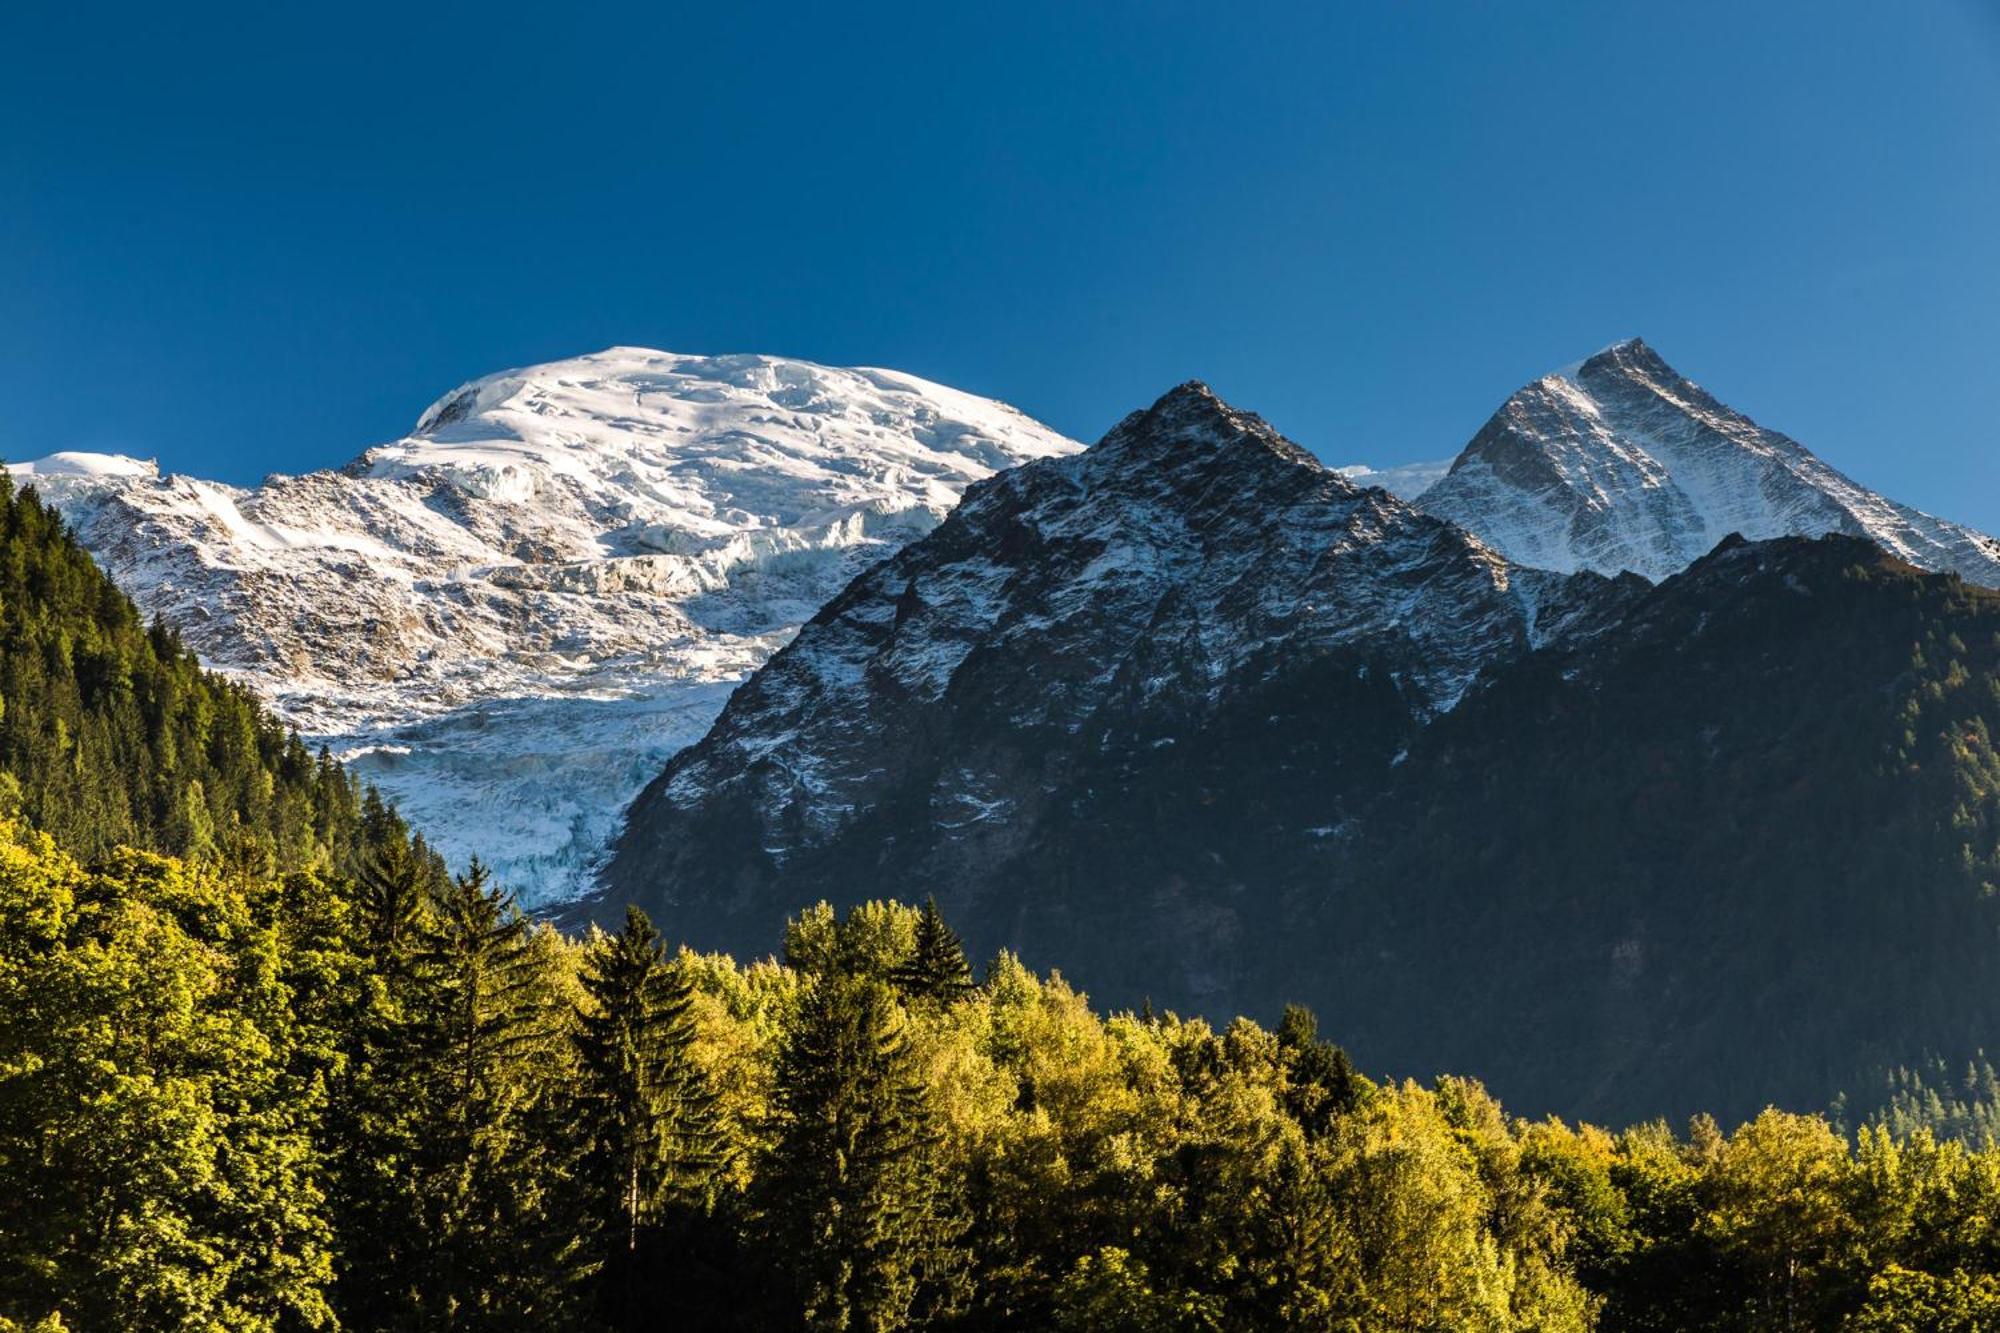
[323, 826, 443, 1332]
[762, 972, 968, 1332]
[354, 834, 429, 955]
[574, 906, 729, 1322]
[418, 859, 580, 1326]
[328, 856, 583, 1329]
[1276, 1003, 1364, 1137]
[0, 473, 367, 871]
[889, 896, 974, 1005]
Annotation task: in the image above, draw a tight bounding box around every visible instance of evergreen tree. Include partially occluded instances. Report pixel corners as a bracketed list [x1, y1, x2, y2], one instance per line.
[889, 896, 974, 1004]
[323, 827, 444, 1330]
[574, 906, 729, 1323]
[761, 972, 968, 1332]
[354, 830, 431, 955]
[327, 853, 581, 1329]
[1275, 1003, 1365, 1137]
[418, 859, 582, 1328]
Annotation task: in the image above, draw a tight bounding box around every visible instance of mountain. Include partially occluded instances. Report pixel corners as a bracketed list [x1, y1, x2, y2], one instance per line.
[1417, 338, 2000, 585]
[597, 382, 1637, 987]
[1304, 531, 2000, 1123]
[6, 349, 1079, 900]
[597, 381, 2000, 1125]
[23, 336, 1990, 911]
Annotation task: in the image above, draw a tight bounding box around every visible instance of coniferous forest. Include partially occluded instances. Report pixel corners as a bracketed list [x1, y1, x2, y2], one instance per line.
[6, 476, 2000, 1333]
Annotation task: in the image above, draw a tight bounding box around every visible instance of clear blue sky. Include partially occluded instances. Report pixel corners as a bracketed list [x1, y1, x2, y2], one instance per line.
[5, 2, 1997, 529]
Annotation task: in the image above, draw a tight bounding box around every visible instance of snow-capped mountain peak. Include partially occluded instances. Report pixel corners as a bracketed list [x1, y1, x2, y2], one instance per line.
[7, 348, 1081, 902]
[1418, 339, 2000, 585]
[1545, 335, 1650, 386]
[365, 349, 1071, 540]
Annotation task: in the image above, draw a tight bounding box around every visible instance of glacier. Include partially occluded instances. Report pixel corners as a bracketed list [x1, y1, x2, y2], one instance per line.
[6, 348, 1081, 903]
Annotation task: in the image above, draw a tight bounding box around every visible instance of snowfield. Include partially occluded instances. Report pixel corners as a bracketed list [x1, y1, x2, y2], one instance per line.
[1332, 458, 1452, 500]
[7, 349, 1080, 903]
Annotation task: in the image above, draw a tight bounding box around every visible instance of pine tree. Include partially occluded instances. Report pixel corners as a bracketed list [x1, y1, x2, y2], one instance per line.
[574, 906, 729, 1323]
[761, 972, 968, 1332]
[889, 896, 974, 1004]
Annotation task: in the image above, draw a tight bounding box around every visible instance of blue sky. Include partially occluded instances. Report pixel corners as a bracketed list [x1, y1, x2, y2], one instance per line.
[5, 1, 1997, 529]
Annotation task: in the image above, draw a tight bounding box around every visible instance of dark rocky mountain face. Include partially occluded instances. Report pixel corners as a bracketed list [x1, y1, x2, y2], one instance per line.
[597, 383, 1628, 994]
[1301, 534, 2000, 1124]
[595, 381, 2000, 1127]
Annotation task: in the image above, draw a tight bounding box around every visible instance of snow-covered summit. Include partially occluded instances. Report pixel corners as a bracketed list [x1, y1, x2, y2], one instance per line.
[356, 349, 1071, 546]
[8, 348, 1080, 901]
[1419, 338, 2000, 585]
[9, 451, 158, 481]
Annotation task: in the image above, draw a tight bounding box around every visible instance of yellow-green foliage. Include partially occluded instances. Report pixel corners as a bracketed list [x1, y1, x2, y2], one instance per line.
[7, 862, 2000, 1331]
[0, 825, 335, 1331]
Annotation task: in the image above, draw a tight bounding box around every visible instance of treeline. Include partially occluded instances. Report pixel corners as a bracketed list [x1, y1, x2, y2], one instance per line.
[4, 840, 2000, 1332]
[1861, 1056, 2000, 1147]
[0, 473, 366, 869]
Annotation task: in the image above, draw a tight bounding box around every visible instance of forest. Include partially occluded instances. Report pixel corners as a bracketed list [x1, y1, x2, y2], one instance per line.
[5, 840, 2000, 1332]
[4, 473, 2000, 1332]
